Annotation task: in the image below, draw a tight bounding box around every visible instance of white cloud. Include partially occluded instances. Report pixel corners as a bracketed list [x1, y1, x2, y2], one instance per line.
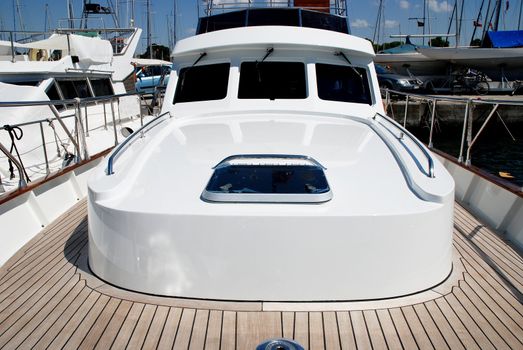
[351, 19, 370, 28]
[399, 0, 410, 9]
[385, 20, 399, 28]
[427, 0, 452, 13]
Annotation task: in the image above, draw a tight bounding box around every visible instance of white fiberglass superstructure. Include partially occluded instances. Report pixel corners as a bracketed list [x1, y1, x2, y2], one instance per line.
[88, 8, 455, 301]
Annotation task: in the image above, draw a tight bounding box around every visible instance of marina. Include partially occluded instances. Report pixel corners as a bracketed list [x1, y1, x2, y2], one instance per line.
[0, 1, 522, 349]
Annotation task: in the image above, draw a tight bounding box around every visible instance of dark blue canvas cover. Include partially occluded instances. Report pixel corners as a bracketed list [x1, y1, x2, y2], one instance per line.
[483, 30, 523, 48]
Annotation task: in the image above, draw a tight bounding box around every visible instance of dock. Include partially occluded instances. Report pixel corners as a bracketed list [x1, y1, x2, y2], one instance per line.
[1, 199, 522, 349]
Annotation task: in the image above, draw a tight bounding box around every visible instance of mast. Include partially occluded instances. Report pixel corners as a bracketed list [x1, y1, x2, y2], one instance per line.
[44, 3, 49, 32]
[422, 0, 426, 45]
[470, 0, 486, 45]
[518, 0, 522, 29]
[493, 0, 502, 31]
[67, 0, 75, 29]
[457, 0, 465, 46]
[480, 0, 493, 44]
[15, 0, 25, 33]
[130, 0, 135, 27]
[147, 0, 152, 58]
[12, 0, 16, 35]
[372, 0, 384, 48]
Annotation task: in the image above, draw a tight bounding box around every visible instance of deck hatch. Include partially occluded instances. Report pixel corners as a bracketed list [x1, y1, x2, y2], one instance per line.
[202, 155, 332, 203]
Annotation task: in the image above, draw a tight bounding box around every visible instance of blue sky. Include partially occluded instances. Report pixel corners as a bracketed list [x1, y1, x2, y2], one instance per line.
[1, 1, 522, 53]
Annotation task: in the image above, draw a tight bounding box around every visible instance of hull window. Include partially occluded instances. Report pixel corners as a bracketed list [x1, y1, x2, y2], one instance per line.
[316, 63, 372, 104]
[174, 63, 230, 103]
[238, 62, 307, 100]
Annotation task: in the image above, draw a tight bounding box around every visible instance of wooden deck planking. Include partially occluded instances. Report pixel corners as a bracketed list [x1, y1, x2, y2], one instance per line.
[0, 199, 522, 349]
[188, 309, 210, 349]
[453, 214, 523, 288]
[156, 307, 183, 350]
[173, 308, 197, 350]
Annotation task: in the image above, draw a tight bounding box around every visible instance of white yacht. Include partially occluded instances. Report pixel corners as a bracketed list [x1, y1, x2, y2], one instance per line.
[88, 8, 455, 301]
[1, 6, 522, 349]
[0, 27, 145, 193]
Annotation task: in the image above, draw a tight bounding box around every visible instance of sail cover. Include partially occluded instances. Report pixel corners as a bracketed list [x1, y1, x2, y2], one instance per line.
[483, 30, 523, 48]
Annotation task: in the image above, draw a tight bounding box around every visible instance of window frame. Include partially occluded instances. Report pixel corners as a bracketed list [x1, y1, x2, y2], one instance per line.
[237, 60, 308, 100]
[173, 62, 231, 104]
[315, 62, 374, 105]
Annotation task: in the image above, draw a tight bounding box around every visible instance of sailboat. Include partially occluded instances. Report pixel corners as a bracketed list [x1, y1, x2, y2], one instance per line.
[417, 0, 523, 81]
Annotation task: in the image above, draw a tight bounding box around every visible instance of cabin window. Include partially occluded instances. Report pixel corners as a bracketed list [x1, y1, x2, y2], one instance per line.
[58, 79, 92, 99]
[90, 78, 114, 97]
[9, 81, 40, 86]
[174, 63, 230, 103]
[238, 62, 306, 99]
[316, 63, 372, 105]
[201, 155, 332, 203]
[45, 82, 65, 111]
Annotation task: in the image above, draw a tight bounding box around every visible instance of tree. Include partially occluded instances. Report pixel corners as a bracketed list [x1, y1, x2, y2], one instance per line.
[470, 38, 482, 47]
[430, 36, 449, 47]
[372, 41, 404, 52]
[140, 44, 170, 61]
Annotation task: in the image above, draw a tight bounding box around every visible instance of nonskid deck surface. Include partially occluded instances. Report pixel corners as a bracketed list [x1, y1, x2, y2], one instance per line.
[0, 200, 522, 349]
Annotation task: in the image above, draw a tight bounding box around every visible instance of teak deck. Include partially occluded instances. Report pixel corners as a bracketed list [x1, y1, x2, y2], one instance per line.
[1, 199, 522, 349]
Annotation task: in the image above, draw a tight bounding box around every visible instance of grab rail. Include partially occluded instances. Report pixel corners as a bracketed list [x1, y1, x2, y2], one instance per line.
[373, 112, 435, 178]
[106, 111, 171, 175]
[0, 142, 27, 189]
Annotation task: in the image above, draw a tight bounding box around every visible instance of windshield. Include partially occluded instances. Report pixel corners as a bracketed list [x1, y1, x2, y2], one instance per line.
[316, 63, 372, 105]
[174, 63, 230, 103]
[238, 62, 307, 99]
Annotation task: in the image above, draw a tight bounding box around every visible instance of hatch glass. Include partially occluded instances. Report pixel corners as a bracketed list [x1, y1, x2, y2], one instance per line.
[202, 155, 332, 203]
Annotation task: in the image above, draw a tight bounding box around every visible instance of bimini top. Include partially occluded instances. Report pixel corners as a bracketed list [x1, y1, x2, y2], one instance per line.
[197, 8, 349, 35]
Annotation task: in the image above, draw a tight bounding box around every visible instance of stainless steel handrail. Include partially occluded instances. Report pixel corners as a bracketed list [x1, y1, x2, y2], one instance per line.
[374, 112, 435, 178]
[381, 88, 523, 106]
[0, 142, 27, 189]
[0, 92, 144, 109]
[106, 111, 171, 175]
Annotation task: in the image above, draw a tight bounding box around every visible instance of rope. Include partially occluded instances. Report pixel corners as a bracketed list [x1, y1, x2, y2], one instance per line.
[47, 118, 71, 158]
[3, 124, 30, 182]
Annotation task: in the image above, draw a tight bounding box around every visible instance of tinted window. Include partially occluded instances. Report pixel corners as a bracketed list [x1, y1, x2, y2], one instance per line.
[10, 81, 40, 86]
[90, 78, 114, 96]
[46, 83, 61, 100]
[202, 155, 332, 203]
[316, 63, 372, 104]
[247, 9, 300, 27]
[206, 165, 329, 194]
[301, 11, 348, 33]
[238, 62, 306, 99]
[174, 63, 230, 103]
[58, 80, 92, 99]
[45, 82, 65, 111]
[197, 11, 247, 34]
[196, 9, 349, 34]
